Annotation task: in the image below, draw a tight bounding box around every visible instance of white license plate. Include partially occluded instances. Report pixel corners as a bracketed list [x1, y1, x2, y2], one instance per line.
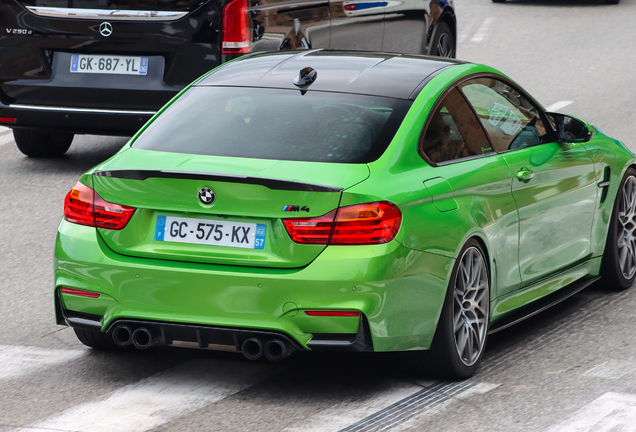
[154, 216, 266, 249]
[70, 54, 148, 75]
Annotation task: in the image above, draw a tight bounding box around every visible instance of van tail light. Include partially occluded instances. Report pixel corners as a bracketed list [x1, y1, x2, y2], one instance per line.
[64, 181, 136, 230]
[283, 202, 402, 245]
[222, 0, 251, 54]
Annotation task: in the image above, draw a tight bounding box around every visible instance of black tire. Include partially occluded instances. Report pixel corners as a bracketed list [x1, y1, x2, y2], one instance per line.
[429, 21, 455, 59]
[492, 0, 506, 3]
[401, 239, 490, 379]
[604, 0, 619, 4]
[13, 128, 73, 157]
[74, 328, 119, 350]
[602, 168, 636, 290]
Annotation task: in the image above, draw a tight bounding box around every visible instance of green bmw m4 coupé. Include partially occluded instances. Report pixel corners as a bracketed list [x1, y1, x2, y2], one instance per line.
[55, 50, 636, 378]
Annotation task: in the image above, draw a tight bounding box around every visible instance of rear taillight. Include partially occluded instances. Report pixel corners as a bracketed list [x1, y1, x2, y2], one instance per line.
[282, 210, 336, 244]
[222, 0, 250, 54]
[331, 202, 402, 245]
[283, 202, 402, 245]
[64, 181, 136, 230]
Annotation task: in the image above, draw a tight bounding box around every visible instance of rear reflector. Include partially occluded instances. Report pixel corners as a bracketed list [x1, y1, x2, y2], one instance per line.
[283, 202, 402, 245]
[222, 0, 250, 54]
[305, 311, 360, 317]
[60, 287, 100, 298]
[0, 117, 15, 123]
[64, 181, 136, 230]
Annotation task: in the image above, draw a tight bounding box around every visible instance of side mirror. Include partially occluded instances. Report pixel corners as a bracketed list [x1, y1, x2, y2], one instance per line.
[546, 112, 592, 143]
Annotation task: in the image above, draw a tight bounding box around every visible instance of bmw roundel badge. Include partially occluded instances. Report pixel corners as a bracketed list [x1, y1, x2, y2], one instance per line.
[198, 187, 215, 205]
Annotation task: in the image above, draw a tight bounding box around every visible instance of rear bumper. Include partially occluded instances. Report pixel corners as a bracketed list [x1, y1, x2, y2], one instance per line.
[57, 306, 373, 352]
[55, 220, 452, 352]
[0, 102, 155, 136]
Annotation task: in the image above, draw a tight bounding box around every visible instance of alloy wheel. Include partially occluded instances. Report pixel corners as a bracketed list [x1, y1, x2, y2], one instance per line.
[618, 176, 636, 279]
[436, 33, 454, 58]
[453, 246, 489, 367]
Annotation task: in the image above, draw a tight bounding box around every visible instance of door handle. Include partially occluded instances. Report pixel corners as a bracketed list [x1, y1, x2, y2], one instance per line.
[516, 167, 535, 183]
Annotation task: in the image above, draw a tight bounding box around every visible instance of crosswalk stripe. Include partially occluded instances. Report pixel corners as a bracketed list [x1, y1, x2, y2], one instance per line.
[13, 359, 275, 432]
[0, 345, 86, 381]
[285, 381, 499, 432]
[546, 392, 636, 432]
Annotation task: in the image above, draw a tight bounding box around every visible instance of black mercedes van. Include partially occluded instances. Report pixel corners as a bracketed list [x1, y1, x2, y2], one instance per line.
[0, 0, 456, 156]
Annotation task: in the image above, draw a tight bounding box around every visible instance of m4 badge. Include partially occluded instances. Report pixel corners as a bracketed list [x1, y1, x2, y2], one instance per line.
[282, 205, 310, 212]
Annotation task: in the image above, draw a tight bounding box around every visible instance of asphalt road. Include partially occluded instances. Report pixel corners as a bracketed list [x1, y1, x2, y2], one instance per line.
[2, 0, 636, 430]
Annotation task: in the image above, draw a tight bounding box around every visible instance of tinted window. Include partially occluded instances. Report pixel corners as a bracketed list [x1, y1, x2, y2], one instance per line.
[459, 78, 551, 151]
[420, 88, 492, 164]
[133, 87, 411, 163]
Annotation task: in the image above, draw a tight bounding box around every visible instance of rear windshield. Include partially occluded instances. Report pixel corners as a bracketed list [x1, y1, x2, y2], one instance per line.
[132, 87, 411, 163]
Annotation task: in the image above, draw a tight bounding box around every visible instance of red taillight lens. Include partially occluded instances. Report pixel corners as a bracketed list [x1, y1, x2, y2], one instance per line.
[0, 117, 16, 123]
[64, 182, 95, 227]
[222, 0, 251, 54]
[283, 202, 402, 245]
[331, 202, 402, 245]
[343, 3, 357, 10]
[282, 210, 336, 244]
[64, 181, 136, 230]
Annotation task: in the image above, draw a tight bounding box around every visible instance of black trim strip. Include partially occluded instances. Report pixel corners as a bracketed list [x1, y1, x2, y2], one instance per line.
[93, 170, 343, 192]
[489, 276, 600, 335]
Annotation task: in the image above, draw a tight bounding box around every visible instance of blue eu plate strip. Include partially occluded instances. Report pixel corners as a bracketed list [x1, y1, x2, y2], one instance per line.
[70, 55, 79, 72]
[155, 216, 166, 241]
[254, 224, 266, 249]
[139, 57, 148, 75]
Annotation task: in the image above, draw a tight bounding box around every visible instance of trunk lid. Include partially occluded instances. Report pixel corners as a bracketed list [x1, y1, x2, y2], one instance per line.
[92, 148, 370, 268]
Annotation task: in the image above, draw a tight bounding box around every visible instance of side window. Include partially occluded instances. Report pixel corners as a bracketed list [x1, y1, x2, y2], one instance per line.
[459, 78, 551, 152]
[420, 88, 493, 165]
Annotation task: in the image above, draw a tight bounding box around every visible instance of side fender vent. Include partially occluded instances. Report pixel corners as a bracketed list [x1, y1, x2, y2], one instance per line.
[600, 166, 611, 204]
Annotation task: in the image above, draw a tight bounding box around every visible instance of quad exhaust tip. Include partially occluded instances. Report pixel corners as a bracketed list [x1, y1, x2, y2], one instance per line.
[111, 323, 297, 359]
[131, 327, 158, 350]
[241, 337, 296, 361]
[242, 337, 263, 360]
[112, 325, 132, 347]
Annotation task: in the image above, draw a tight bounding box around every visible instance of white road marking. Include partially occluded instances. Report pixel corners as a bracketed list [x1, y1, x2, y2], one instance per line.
[0, 126, 13, 146]
[546, 392, 636, 432]
[285, 382, 498, 432]
[584, 360, 636, 379]
[545, 101, 574, 112]
[471, 18, 494, 43]
[0, 345, 86, 381]
[13, 359, 274, 432]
